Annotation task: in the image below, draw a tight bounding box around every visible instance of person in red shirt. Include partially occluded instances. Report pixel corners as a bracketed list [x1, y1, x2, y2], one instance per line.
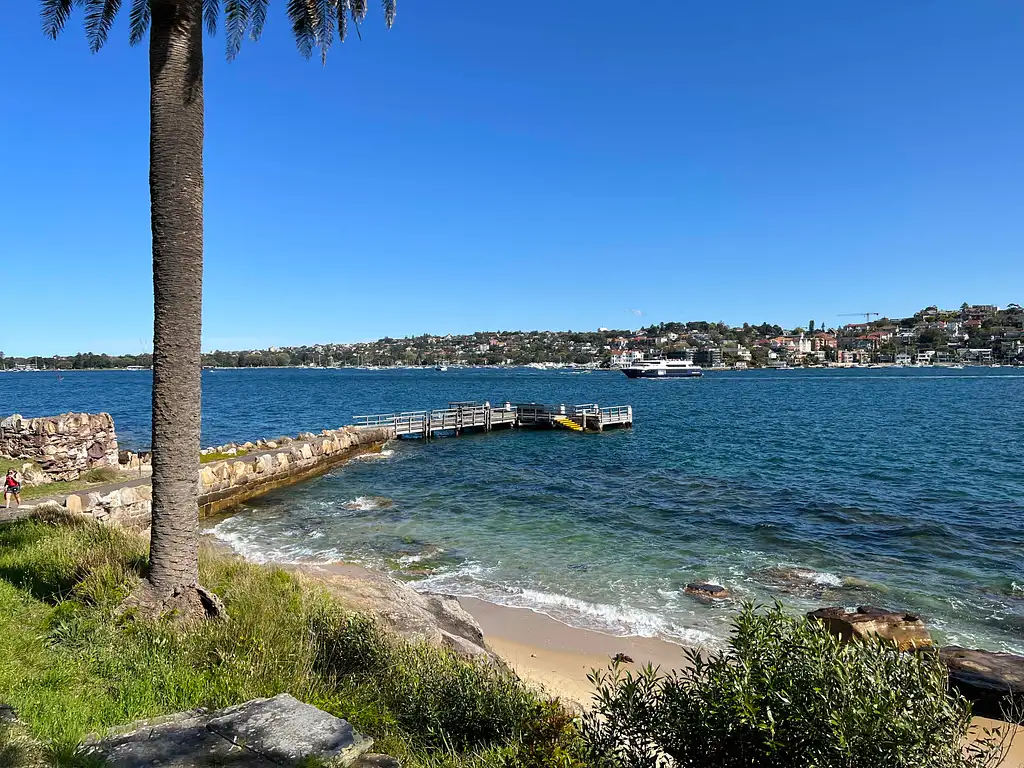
[4, 469, 21, 509]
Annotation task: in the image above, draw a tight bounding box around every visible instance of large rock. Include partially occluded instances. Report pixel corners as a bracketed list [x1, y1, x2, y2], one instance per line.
[295, 563, 495, 661]
[207, 694, 370, 765]
[87, 694, 371, 767]
[684, 582, 730, 601]
[808, 605, 932, 651]
[940, 647, 1024, 719]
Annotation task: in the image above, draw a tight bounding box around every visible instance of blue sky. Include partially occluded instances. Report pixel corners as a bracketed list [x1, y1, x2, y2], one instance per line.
[1, 1, 1022, 356]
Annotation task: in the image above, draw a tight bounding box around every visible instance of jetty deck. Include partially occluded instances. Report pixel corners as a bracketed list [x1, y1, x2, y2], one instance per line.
[353, 401, 633, 439]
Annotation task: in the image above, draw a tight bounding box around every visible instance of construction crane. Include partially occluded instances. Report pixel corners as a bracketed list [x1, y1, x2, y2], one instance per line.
[838, 312, 880, 324]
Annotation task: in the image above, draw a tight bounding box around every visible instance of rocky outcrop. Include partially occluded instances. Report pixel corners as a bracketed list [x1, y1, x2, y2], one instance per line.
[940, 647, 1024, 719]
[0, 412, 118, 481]
[807, 605, 933, 651]
[295, 563, 494, 661]
[85, 693, 372, 767]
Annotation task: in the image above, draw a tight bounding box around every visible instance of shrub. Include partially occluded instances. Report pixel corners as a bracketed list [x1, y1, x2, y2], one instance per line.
[79, 467, 121, 484]
[311, 608, 542, 752]
[582, 603, 1009, 768]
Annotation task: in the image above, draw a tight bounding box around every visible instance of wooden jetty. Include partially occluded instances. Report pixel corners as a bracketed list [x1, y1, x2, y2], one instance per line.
[352, 401, 633, 439]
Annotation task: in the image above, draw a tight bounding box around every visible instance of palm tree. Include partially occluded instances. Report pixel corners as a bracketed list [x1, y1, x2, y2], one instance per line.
[41, 0, 395, 617]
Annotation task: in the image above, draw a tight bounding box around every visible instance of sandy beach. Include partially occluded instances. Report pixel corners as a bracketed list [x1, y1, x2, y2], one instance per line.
[460, 596, 1024, 767]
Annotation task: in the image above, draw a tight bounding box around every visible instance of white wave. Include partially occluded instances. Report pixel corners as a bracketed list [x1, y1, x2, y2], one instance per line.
[399, 554, 424, 565]
[809, 571, 843, 587]
[308, 530, 325, 539]
[768, 566, 844, 588]
[352, 449, 395, 462]
[413, 565, 719, 647]
[342, 496, 389, 511]
[1012, 582, 1023, 594]
[209, 521, 292, 564]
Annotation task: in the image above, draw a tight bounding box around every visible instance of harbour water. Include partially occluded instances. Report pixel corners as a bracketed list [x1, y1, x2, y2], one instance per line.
[3, 367, 1023, 652]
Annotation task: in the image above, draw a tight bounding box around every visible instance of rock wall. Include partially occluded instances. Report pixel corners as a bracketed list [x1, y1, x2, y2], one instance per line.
[0, 412, 119, 481]
[196, 426, 394, 518]
[59, 426, 394, 530]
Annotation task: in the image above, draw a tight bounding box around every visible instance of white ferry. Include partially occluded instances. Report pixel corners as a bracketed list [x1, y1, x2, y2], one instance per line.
[620, 359, 703, 379]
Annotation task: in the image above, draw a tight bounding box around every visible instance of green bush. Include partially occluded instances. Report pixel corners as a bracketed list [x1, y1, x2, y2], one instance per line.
[583, 603, 1008, 768]
[79, 467, 121, 484]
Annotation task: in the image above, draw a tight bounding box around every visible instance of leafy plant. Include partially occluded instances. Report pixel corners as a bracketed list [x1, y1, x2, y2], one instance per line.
[583, 603, 1012, 768]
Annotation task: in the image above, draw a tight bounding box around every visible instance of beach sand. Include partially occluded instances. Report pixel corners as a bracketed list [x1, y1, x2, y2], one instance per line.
[460, 597, 1024, 767]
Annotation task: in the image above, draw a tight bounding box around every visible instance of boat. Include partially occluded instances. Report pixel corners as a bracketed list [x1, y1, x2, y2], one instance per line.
[435, 364, 448, 372]
[620, 359, 702, 379]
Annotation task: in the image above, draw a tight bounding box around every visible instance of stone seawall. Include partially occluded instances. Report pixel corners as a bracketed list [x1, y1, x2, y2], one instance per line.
[59, 426, 395, 530]
[197, 426, 394, 518]
[1, 412, 119, 481]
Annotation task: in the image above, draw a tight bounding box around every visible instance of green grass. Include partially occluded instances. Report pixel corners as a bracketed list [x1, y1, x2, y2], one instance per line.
[0, 509, 586, 768]
[200, 449, 249, 464]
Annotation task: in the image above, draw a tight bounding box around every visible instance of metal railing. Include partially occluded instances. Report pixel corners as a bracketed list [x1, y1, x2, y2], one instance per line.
[599, 405, 633, 423]
[354, 402, 632, 435]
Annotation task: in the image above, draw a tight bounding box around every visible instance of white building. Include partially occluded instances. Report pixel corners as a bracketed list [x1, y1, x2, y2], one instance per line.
[610, 351, 645, 368]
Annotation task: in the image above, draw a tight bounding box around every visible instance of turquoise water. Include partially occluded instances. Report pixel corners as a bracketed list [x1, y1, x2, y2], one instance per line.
[3, 367, 1023, 652]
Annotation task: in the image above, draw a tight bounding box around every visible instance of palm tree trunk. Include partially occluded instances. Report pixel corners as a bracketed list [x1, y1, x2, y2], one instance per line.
[147, 0, 204, 594]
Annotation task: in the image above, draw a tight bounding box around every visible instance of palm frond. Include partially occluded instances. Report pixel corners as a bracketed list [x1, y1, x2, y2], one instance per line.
[203, 0, 220, 35]
[350, 0, 367, 23]
[224, 0, 251, 59]
[314, 0, 335, 64]
[128, 0, 149, 45]
[337, 0, 349, 43]
[249, 0, 270, 41]
[287, 0, 315, 58]
[382, 0, 395, 28]
[41, 0, 78, 39]
[84, 0, 122, 53]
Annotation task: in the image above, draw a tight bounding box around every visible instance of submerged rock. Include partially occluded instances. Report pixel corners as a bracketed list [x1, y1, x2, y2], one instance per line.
[684, 582, 730, 601]
[940, 647, 1024, 720]
[807, 605, 932, 651]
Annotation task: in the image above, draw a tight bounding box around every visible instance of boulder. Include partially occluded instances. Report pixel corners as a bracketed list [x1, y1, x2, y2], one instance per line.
[21, 464, 51, 485]
[200, 466, 218, 488]
[940, 647, 1024, 719]
[684, 582, 730, 601]
[87, 694, 371, 768]
[207, 694, 371, 765]
[296, 564, 495, 662]
[807, 605, 932, 651]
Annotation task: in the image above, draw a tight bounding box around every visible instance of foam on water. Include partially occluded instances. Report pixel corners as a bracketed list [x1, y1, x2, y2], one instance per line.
[412, 562, 721, 647]
[341, 495, 392, 511]
[352, 449, 395, 462]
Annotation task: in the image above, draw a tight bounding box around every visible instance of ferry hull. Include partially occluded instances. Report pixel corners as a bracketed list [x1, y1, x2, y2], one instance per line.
[622, 369, 702, 378]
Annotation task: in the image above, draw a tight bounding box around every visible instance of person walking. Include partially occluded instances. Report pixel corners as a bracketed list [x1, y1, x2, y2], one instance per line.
[4, 469, 21, 509]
